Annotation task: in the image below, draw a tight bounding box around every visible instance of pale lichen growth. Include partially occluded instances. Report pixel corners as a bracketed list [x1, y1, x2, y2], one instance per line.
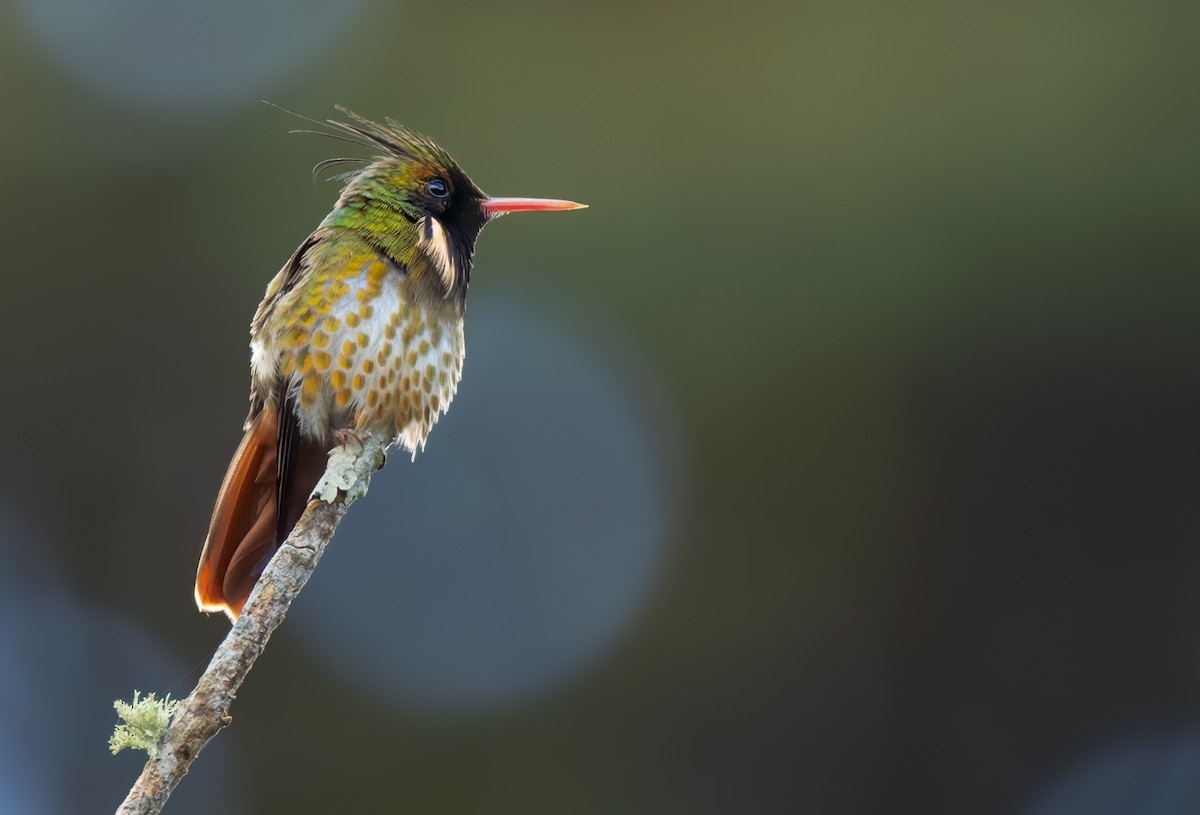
[109, 692, 181, 758]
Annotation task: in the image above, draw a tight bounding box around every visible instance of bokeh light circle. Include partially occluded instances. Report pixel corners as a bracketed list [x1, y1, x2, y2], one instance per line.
[12, 0, 369, 112]
[291, 296, 676, 712]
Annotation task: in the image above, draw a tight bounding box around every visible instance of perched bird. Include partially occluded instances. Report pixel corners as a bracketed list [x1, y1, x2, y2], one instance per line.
[195, 109, 585, 622]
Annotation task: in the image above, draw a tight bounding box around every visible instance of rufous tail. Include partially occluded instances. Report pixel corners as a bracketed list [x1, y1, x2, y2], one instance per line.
[194, 403, 327, 621]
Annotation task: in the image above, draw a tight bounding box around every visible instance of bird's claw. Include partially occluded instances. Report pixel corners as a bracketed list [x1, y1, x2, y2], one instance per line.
[333, 428, 365, 456]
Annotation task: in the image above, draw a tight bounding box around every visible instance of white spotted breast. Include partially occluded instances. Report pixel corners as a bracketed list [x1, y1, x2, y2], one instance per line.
[253, 254, 465, 456]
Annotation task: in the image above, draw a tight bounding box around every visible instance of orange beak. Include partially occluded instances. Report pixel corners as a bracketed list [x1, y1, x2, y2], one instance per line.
[481, 197, 588, 217]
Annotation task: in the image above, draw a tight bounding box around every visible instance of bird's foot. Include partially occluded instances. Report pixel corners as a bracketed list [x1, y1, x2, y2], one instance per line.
[333, 427, 365, 456]
[313, 429, 388, 504]
[334, 427, 386, 472]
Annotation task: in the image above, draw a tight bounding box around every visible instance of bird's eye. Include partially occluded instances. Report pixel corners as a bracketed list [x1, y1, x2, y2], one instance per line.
[425, 179, 449, 199]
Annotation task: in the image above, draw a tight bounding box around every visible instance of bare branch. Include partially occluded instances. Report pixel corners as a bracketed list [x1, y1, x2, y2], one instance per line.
[115, 432, 389, 815]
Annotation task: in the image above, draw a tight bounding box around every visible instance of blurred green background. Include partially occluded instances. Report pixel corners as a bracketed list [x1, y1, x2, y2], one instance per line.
[2, 0, 1200, 813]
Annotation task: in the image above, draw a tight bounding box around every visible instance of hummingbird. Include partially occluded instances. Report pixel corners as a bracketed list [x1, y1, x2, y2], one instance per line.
[195, 109, 585, 622]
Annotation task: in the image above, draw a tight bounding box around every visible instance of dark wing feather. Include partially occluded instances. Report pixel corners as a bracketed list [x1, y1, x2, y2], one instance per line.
[244, 233, 322, 428]
[273, 383, 329, 547]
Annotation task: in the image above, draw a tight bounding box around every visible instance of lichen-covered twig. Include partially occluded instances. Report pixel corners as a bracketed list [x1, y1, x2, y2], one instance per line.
[115, 431, 388, 815]
[110, 693, 182, 758]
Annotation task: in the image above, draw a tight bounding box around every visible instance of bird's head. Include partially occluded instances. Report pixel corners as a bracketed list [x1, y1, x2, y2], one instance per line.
[313, 108, 584, 300]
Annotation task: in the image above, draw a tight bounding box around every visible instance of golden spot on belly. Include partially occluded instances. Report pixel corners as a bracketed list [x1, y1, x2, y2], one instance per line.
[311, 332, 330, 350]
[362, 359, 375, 374]
[301, 374, 320, 403]
[311, 351, 332, 371]
[331, 370, 347, 390]
[357, 331, 369, 348]
[402, 316, 424, 344]
[345, 312, 361, 328]
[353, 373, 366, 390]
